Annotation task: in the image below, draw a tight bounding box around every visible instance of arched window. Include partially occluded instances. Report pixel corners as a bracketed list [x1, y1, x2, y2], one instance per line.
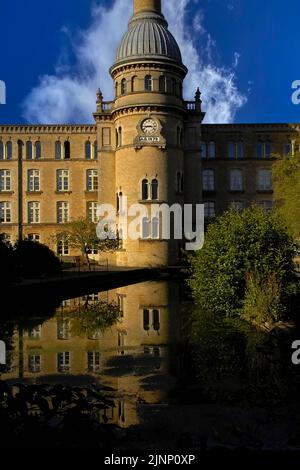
[118, 127, 122, 147]
[142, 179, 149, 200]
[35, 141, 41, 160]
[131, 76, 137, 92]
[152, 217, 160, 239]
[6, 141, 12, 160]
[116, 191, 123, 214]
[142, 217, 150, 239]
[151, 179, 158, 200]
[85, 141, 91, 160]
[121, 78, 127, 95]
[1, 141, 13, 160]
[116, 129, 119, 147]
[64, 141, 71, 159]
[93, 141, 98, 160]
[159, 75, 166, 92]
[153, 309, 160, 331]
[177, 127, 183, 147]
[26, 141, 33, 160]
[143, 309, 150, 331]
[55, 141, 62, 160]
[145, 75, 152, 91]
[115, 82, 118, 97]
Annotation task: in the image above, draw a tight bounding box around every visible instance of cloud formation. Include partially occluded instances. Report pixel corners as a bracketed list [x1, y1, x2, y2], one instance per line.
[22, 0, 246, 124]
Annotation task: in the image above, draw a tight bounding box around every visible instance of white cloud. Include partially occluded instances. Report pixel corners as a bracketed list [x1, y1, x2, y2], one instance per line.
[23, 0, 246, 124]
[163, 0, 247, 123]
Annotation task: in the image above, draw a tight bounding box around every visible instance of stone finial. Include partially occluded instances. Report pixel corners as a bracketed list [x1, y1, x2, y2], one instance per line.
[195, 87, 202, 111]
[195, 87, 201, 102]
[96, 88, 103, 112]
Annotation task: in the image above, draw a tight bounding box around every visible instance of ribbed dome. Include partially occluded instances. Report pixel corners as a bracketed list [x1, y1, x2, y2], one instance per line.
[114, 12, 183, 67]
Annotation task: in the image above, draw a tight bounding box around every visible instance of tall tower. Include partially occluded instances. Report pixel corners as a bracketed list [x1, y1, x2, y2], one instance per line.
[94, 0, 204, 267]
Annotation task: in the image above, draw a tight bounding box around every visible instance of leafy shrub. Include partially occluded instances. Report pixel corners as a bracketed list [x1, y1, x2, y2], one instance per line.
[243, 271, 282, 323]
[14, 240, 61, 278]
[0, 236, 15, 283]
[188, 205, 297, 319]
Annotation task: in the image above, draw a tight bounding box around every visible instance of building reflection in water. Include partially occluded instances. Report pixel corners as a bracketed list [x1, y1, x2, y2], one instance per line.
[1, 281, 185, 429]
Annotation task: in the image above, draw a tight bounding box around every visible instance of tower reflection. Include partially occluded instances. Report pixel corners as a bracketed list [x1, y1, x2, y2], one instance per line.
[0, 280, 184, 428]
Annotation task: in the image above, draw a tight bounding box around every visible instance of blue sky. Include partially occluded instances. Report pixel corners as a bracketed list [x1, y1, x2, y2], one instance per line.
[0, 0, 299, 124]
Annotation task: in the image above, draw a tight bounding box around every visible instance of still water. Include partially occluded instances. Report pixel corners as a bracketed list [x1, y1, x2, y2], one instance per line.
[1, 280, 300, 450]
[0, 281, 187, 445]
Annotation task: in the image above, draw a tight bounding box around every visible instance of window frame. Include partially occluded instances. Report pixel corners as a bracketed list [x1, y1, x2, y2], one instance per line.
[0, 169, 11, 192]
[86, 169, 99, 192]
[27, 169, 40, 192]
[27, 201, 40, 224]
[57, 169, 70, 192]
[0, 201, 11, 223]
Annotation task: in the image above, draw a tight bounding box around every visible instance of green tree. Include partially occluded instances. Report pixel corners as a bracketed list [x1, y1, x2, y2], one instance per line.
[273, 152, 300, 238]
[57, 218, 119, 270]
[188, 205, 297, 318]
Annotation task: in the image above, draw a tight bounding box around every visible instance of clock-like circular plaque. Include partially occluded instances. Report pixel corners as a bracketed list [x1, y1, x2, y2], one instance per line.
[141, 118, 158, 135]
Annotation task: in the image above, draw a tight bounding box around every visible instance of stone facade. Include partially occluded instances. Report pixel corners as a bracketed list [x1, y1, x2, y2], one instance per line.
[0, 0, 299, 267]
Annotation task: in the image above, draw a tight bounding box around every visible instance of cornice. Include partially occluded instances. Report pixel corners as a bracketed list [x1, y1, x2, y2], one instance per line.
[202, 123, 300, 131]
[110, 60, 187, 79]
[109, 103, 188, 120]
[0, 125, 97, 134]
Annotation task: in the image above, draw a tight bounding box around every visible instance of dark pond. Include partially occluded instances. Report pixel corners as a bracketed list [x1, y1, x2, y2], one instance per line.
[1, 280, 300, 451]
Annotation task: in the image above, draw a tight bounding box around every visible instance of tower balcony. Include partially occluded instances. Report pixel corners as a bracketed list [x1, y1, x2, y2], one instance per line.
[101, 101, 114, 113]
[185, 101, 201, 112]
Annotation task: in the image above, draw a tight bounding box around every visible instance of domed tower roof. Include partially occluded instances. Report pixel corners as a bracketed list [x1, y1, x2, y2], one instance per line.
[111, 0, 186, 72]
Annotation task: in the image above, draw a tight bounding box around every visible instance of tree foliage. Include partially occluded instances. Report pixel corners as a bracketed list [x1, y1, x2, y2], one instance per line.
[14, 240, 61, 278]
[61, 299, 121, 338]
[243, 271, 282, 323]
[0, 237, 61, 281]
[273, 153, 300, 238]
[188, 205, 297, 318]
[57, 218, 119, 268]
[0, 236, 15, 283]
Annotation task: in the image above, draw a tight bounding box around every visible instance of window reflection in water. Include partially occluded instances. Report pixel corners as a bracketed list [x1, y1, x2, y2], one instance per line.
[0, 281, 182, 429]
